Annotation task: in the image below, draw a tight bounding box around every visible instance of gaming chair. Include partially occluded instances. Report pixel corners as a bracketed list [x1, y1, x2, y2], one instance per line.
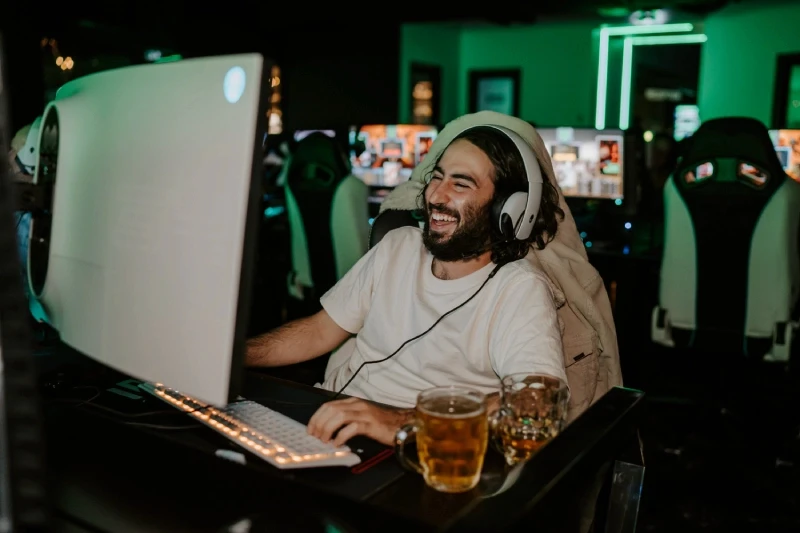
[284, 132, 369, 316]
[652, 117, 800, 363]
[368, 209, 420, 249]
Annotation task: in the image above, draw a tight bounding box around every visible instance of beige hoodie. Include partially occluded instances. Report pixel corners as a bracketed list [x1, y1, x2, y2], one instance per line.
[380, 111, 623, 421]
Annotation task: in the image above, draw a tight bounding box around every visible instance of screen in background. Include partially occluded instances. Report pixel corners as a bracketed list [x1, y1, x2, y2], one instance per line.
[674, 105, 700, 141]
[349, 124, 437, 187]
[537, 127, 624, 200]
[293, 129, 335, 142]
[768, 129, 800, 182]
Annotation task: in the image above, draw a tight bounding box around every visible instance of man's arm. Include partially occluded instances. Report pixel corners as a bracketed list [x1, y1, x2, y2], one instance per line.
[307, 392, 502, 447]
[246, 310, 351, 367]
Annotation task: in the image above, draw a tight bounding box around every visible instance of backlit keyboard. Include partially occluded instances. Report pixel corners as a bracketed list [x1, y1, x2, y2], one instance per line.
[142, 383, 361, 469]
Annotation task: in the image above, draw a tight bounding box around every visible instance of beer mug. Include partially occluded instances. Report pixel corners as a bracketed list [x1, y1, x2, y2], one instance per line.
[395, 386, 489, 493]
[491, 373, 569, 465]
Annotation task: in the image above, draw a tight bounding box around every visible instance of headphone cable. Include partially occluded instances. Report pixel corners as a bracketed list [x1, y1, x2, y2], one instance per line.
[331, 262, 504, 400]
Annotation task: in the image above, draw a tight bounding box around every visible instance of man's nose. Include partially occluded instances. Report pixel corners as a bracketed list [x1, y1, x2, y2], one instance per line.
[428, 181, 450, 205]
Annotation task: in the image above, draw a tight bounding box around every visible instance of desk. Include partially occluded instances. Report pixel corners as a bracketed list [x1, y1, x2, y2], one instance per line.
[40, 349, 645, 533]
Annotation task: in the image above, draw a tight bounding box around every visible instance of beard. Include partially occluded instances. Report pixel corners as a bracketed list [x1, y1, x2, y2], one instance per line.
[422, 199, 494, 262]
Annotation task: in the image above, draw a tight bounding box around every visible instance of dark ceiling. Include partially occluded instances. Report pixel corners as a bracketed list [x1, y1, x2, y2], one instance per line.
[38, 0, 741, 32]
[29, 0, 749, 61]
[400, 0, 736, 24]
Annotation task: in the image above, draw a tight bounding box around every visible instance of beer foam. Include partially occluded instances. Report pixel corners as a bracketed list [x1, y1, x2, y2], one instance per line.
[419, 397, 485, 419]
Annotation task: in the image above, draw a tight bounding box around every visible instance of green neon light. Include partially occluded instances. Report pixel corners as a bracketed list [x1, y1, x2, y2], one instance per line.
[619, 38, 634, 130]
[630, 34, 708, 46]
[155, 54, 182, 64]
[595, 32, 610, 130]
[594, 23, 694, 130]
[618, 33, 708, 130]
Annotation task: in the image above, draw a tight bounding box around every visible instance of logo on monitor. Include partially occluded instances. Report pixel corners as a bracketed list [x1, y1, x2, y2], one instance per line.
[223, 67, 246, 104]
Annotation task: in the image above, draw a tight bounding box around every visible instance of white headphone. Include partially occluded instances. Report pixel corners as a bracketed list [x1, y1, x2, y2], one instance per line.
[454, 124, 544, 241]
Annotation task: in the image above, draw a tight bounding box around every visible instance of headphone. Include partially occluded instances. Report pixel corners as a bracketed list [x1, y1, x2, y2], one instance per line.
[456, 124, 544, 242]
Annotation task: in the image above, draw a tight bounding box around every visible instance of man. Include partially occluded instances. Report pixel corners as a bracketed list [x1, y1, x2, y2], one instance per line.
[246, 125, 566, 446]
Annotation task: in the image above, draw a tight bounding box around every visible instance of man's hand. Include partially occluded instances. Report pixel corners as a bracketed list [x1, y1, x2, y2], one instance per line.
[307, 397, 413, 447]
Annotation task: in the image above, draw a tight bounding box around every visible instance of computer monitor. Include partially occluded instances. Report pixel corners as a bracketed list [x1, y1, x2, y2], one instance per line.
[768, 129, 800, 182]
[27, 54, 268, 406]
[349, 124, 437, 187]
[674, 104, 700, 141]
[536, 127, 624, 200]
[293, 129, 335, 142]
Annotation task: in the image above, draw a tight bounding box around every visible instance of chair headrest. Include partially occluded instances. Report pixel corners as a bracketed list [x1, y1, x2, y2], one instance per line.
[369, 209, 420, 250]
[679, 117, 783, 177]
[287, 132, 350, 190]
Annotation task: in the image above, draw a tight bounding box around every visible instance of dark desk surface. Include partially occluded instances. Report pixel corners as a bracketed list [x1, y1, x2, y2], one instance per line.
[39, 349, 645, 533]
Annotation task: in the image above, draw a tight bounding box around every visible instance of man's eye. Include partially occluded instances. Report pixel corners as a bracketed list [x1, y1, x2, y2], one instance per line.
[430, 175, 442, 181]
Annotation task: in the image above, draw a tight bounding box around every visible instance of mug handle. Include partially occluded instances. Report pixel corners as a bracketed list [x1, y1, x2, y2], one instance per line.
[394, 422, 423, 474]
[489, 407, 512, 453]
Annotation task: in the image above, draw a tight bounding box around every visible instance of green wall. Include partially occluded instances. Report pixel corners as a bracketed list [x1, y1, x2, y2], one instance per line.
[400, 3, 800, 129]
[399, 21, 597, 127]
[398, 24, 461, 125]
[698, 1, 800, 125]
[459, 23, 597, 127]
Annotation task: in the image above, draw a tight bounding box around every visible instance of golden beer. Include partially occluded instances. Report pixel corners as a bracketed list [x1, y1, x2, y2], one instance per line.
[492, 374, 569, 465]
[417, 395, 489, 493]
[395, 387, 488, 493]
[499, 413, 559, 464]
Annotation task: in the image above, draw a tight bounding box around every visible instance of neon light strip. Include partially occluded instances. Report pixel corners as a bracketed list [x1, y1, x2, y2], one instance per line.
[618, 33, 708, 129]
[619, 38, 634, 131]
[629, 34, 708, 46]
[594, 23, 694, 130]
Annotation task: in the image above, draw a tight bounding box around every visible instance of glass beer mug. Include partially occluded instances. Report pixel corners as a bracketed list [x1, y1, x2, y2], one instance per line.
[491, 373, 569, 465]
[395, 386, 489, 493]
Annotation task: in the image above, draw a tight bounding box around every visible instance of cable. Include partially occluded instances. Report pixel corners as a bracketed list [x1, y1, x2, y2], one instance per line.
[122, 422, 200, 430]
[50, 397, 214, 419]
[48, 385, 245, 430]
[331, 262, 504, 400]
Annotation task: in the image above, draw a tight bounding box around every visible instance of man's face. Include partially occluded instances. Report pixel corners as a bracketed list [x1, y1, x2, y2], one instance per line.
[422, 139, 496, 261]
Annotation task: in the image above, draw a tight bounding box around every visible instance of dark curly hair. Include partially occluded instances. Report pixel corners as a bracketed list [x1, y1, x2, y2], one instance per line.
[418, 125, 564, 265]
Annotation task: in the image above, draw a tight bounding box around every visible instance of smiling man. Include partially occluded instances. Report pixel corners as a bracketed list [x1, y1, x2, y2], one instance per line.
[246, 125, 567, 446]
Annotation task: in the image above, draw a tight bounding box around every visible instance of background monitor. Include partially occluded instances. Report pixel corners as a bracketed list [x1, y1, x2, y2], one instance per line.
[537, 127, 625, 200]
[293, 129, 335, 142]
[674, 105, 700, 141]
[349, 124, 437, 187]
[29, 54, 268, 406]
[768, 129, 800, 181]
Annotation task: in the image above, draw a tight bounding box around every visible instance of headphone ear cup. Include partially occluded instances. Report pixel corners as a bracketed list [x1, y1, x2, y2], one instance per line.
[492, 192, 513, 239]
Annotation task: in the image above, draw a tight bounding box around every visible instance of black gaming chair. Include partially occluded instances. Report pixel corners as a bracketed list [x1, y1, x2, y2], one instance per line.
[652, 117, 800, 362]
[368, 208, 421, 249]
[284, 133, 369, 318]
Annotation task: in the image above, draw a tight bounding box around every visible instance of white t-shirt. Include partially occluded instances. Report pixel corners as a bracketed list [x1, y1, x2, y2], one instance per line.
[319, 227, 566, 408]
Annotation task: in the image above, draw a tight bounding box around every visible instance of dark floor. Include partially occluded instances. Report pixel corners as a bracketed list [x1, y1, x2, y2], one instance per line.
[622, 344, 800, 533]
[575, 233, 800, 532]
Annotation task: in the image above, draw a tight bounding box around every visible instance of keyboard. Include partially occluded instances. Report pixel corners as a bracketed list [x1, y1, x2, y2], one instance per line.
[141, 383, 361, 469]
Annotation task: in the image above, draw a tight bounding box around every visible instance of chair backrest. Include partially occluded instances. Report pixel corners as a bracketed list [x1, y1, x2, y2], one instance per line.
[285, 132, 350, 298]
[368, 209, 421, 250]
[659, 117, 800, 355]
